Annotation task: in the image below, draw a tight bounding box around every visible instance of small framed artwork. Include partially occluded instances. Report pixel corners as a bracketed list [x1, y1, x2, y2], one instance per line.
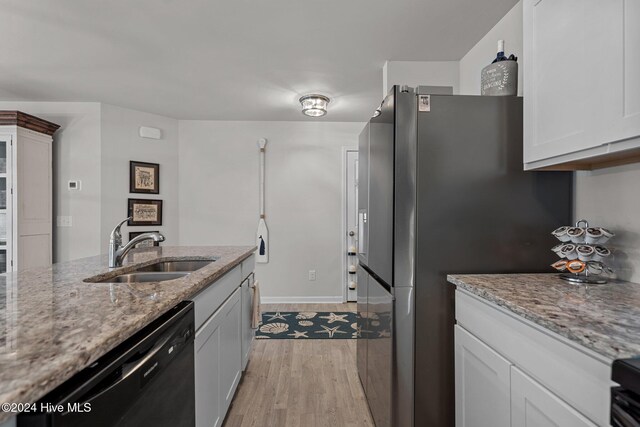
[129, 231, 161, 248]
[128, 199, 163, 226]
[130, 161, 160, 194]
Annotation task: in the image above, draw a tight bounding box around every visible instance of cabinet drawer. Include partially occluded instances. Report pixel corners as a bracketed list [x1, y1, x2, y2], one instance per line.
[241, 254, 255, 280]
[455, 290, 611, 426]
[193, 265, 241, 331]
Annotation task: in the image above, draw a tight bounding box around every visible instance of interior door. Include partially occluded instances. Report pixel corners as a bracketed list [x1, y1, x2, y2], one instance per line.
[366, 275, 393, 427]
[346, 150, 359, 302]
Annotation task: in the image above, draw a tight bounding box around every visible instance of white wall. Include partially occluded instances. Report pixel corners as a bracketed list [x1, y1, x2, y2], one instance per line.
[100, 104, 179, 249]
[575, 165, 640, 283]
[0, 102, 102, 262]
[458, 1, 523, 96]
[383, 61, 459, 96]
[178, 121, 363, 300]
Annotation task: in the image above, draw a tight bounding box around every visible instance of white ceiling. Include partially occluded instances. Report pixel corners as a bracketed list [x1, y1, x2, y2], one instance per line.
[0, 0, 517, 122]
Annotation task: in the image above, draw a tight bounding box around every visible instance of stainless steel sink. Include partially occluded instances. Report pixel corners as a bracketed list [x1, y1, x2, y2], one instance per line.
[94, 272, 190, 283]
[134, 260, 214, 273]
[84, 258, 215, 283]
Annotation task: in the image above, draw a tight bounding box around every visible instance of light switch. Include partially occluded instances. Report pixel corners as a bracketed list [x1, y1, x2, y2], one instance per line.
[308, 270, 316, 281]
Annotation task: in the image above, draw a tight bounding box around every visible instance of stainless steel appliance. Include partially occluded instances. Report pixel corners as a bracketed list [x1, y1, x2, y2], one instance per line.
[19, 301, 195, 427]
[612, 358, 640, 426]
[356, 86, 573, 427]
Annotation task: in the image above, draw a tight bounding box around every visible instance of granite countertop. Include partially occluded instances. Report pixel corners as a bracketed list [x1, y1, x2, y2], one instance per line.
[0, 245, 255, 422]
[448, 273, 640, 361]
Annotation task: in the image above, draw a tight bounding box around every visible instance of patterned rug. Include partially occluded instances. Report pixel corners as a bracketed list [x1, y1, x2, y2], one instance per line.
[255, 311, 357, 339]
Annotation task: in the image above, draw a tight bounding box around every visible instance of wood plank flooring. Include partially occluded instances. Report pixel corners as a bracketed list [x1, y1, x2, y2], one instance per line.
[222, 303, 374, 427]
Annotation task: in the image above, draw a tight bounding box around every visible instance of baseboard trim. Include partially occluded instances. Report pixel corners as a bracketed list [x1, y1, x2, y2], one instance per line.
[261, 296, 345, 304]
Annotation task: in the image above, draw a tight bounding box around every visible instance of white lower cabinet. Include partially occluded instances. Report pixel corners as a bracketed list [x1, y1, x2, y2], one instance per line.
[511, 367, 598, 427]
[455, 290, 611, 427]
[219, 288, 242, 415]
[195, 286, 244, 427]
[193, 256, 256, 427]
[195, 298, 225, 427]
[455, 325, 511, 427]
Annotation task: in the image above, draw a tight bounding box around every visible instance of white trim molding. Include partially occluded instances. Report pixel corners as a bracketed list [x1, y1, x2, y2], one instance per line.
[260, 296, 345, 304]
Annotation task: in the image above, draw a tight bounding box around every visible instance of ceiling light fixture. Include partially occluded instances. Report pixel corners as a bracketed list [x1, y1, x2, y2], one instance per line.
[299, 94, 330, 117]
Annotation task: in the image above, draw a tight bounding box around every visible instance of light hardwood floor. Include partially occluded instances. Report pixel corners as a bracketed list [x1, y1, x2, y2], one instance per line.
[222, 303, 374, 427]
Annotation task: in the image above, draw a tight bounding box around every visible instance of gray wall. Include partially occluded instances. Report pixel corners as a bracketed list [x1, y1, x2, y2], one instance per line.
[100, 104, 179, 249]
[178, 120, 363, 301]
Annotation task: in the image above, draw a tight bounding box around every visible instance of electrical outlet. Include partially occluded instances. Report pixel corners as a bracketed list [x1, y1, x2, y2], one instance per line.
[57, 216, 72, 227]
[308, 270, 316, 281]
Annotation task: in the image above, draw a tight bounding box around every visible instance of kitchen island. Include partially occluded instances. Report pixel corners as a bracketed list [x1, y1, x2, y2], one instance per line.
[0, 246, 255, 424]
[448, 273, 640, 427]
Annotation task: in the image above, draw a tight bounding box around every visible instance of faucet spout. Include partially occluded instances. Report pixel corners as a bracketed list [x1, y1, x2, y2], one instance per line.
[108, 217, 165, 268]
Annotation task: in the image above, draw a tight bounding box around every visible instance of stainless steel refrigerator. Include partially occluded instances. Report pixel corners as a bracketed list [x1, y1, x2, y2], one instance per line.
[356, 86, 573, 427]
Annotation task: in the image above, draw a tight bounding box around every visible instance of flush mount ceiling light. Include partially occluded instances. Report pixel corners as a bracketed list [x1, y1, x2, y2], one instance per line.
[299, 94, 330, 117]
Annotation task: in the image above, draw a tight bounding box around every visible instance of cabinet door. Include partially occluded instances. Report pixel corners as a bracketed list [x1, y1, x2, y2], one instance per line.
[511, 367, 598, 427]
[603, 0, 640, 145]
[241, 276, 254, 371]
[220, 288, 242, 415]
[523, 0, 621, 164]
[0, 134, 11, 274]
[16, 129, 53, 270]
[195, 313, 223, 427]
[454, 326, 511, 427]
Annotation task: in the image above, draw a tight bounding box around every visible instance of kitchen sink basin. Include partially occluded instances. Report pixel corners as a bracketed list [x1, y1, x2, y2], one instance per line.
[93, 272, 190, 283]
[84, 258, 215, 283]
[133, 259, 214, 273]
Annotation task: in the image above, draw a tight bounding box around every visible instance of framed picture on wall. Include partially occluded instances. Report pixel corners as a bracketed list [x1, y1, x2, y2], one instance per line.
[130, 161, 160, 194]
[129, 231, 161, 248]
[128, 199, 163, 226]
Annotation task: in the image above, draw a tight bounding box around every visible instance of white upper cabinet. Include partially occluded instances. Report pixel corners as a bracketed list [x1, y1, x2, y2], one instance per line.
[523, 0, 640, 170]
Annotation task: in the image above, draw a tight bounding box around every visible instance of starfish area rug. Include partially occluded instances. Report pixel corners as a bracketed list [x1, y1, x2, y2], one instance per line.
[255, 311, 358, 340]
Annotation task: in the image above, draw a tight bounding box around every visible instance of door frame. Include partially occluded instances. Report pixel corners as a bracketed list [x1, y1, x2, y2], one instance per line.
[341, 147, 358, 303]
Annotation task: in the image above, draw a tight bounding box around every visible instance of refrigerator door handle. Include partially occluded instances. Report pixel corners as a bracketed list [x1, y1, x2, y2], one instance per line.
[358, 210, 368, 256]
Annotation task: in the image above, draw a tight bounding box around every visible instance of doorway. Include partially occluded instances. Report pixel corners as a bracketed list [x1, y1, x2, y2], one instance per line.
[343, 149, 358, 302]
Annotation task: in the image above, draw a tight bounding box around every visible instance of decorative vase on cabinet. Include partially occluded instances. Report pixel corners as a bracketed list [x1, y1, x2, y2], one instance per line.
[0, 111, 59, 273]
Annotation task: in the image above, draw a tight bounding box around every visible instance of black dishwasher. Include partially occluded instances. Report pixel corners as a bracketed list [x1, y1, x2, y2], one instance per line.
[19, 301, 195, 427]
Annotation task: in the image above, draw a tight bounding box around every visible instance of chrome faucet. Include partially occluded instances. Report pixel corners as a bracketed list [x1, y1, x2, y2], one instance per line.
[108, 217, 165, 268]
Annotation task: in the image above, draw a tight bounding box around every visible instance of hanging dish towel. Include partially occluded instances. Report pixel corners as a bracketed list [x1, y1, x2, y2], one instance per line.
[250, 280, 262, 329]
